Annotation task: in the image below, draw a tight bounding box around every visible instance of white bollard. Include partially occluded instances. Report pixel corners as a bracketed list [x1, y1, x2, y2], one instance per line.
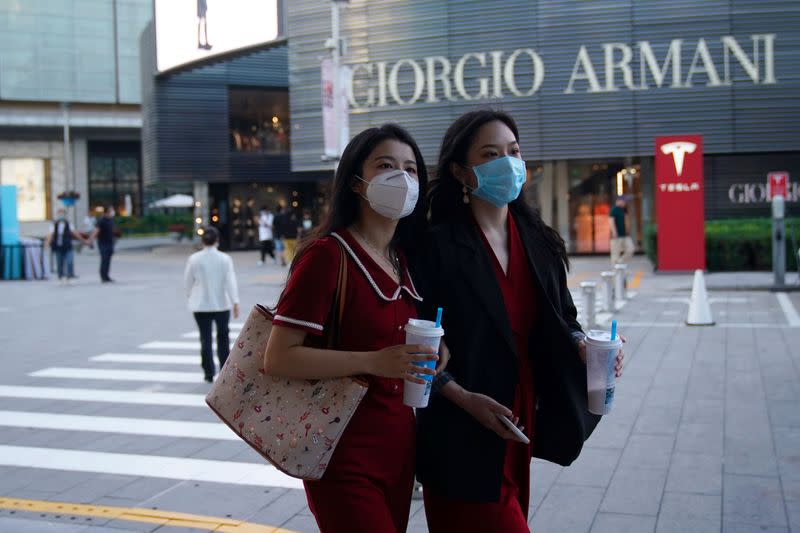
[580, 281, 597, 329]
[601, 271, 615, 312]
[614, 264, 628, 301]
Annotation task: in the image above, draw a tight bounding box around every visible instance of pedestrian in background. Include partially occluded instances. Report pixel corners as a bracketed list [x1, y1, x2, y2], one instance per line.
[75, 213, 96, 253]
[279, 205, 300, 264]
[273, 203, 287, 267]
[46, 208, 89, 284]
[257, 206, 276, 265]
[91, 206, 116, 283]
[184, 226, 240, 383]
[609, 196, 634, 265]
[298, 208, 314, 241]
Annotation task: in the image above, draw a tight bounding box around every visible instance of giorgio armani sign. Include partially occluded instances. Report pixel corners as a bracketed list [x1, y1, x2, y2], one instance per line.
[346, 34, 777, 109]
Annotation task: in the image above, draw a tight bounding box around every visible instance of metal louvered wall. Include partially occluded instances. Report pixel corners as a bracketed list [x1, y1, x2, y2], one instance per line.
[286, 0, 800, 172]
[141, 40, 292, 186]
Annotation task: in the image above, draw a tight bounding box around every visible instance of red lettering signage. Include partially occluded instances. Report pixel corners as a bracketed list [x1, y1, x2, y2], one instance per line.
[655, 135, 705, 271]
[768, 171, 789, 200]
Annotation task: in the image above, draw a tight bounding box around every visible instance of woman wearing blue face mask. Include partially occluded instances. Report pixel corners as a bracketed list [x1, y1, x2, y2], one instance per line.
[413, 110, 623, 532]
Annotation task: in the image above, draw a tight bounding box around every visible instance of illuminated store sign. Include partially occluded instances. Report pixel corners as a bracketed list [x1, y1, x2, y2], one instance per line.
[346, 34, 777, 108]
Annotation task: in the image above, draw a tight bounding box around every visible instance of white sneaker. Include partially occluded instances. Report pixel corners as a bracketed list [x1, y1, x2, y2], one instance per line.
[257, 260, 264, 266]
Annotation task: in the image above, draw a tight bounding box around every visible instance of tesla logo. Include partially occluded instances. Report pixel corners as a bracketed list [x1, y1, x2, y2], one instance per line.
[660, 141, 697, 177]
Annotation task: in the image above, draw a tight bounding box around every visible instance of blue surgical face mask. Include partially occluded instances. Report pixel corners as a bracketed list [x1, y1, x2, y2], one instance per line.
[469, 156, 526, 208]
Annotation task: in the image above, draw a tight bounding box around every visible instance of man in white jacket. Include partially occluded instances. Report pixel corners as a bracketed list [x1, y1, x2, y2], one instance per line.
[184, 226, 240, 382]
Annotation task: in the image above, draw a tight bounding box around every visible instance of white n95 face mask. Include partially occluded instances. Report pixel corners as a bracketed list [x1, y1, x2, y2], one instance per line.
[356, 169, 419, 220]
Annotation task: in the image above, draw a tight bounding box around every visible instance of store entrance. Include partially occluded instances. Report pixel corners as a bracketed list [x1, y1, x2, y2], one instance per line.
[208, 182, 326, 251]
[568, 159, 642, 254]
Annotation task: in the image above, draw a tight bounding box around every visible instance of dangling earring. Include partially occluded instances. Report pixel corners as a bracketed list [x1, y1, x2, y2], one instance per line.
[462, 185, 470, 204]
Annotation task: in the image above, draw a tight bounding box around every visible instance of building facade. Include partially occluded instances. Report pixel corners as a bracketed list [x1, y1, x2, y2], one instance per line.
[0, 0, 152, 237]
[286, 0, 800, 254]
[140, 29, 331, 250]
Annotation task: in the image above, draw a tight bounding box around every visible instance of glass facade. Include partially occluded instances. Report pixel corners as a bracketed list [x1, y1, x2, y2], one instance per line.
[0, 0, 152, 104]
[209, 181, 320, 250]
[88, 141, 142, 216]
[228, 88, 290, 154]
[0, 158, 49, 221]
[567, 159, 643, 254]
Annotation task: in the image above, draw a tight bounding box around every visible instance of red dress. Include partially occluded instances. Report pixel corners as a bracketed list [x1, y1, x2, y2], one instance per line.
[274, 229, 422, 533]
[424, 213, 538, 532]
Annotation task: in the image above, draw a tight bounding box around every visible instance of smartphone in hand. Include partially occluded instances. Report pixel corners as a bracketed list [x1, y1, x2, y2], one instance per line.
[496, 414, 529, 444]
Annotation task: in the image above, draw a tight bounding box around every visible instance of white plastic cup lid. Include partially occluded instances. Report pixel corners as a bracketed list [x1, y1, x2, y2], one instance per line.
[405, 318, 444, 337]
[586, 329, 622, 347]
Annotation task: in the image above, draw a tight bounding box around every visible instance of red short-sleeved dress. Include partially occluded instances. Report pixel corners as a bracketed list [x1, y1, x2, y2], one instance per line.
[424, 213, 538, 533]
[274, 228, 422, 533]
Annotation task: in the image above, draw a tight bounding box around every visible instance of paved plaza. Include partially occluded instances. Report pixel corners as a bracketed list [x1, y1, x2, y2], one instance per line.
[0, 243, 798, 532]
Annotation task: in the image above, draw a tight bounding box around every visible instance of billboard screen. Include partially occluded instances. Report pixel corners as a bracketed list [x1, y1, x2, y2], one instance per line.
[155, 0, 279, 73]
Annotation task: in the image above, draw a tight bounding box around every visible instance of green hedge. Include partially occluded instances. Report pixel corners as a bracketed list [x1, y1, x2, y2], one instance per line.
[645, 218, 800, 272]
[112, 214, 194, 238]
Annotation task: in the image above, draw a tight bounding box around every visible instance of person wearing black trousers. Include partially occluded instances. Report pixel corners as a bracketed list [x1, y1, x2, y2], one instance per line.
[91, 206, 116, 283]
[184, 226, 240, 382]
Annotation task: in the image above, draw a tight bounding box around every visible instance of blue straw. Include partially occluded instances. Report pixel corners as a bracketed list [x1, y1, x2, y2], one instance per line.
[435, 307, 443, 328]
[610, 320, 617, 340]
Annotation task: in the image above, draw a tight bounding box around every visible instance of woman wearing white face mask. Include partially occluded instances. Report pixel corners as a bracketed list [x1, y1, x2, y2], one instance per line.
[265, 124, 445, 533]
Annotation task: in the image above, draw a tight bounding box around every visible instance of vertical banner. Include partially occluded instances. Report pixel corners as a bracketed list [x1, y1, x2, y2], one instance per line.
[655, 135, 705, 271]
[321, 58, 337, 159]
[322, 59, 351, 160]
[338, 65, 351, 156]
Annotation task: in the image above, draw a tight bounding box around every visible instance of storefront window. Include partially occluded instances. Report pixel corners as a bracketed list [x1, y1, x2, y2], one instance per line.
[568, 159, 642, 254]
[88, 142, 142, 216]
[0, 158, 48, 221]
[229, 88, 290, 154]
[209, 182, 319, 250]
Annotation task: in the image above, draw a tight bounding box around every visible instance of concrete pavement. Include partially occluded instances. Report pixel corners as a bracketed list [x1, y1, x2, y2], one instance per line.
[0, 247, 798, 532]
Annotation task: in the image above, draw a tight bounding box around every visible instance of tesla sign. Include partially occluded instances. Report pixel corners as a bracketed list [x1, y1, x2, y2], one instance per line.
[655, 135, 706, 271]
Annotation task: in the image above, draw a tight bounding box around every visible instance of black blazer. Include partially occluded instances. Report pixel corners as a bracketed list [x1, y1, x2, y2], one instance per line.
[413, 203, 601, 502]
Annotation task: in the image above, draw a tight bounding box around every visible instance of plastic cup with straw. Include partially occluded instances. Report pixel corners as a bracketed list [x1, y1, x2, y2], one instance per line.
[585, 319, 622, 415]
[402, 308, 445, 408]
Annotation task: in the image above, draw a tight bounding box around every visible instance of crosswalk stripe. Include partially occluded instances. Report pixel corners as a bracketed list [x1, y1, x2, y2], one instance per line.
[0, 445, 303, 489]
[182, 329, 241, 339]
[30, 367, 205, 383]
[0, 410, 234, 440]
[91, 353, 198, 365]
[0, 385, 205, 406]
[140, 341, 212, 350]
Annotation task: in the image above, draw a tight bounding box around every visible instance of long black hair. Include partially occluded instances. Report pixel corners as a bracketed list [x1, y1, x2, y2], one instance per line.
[291, 123, 429, 271]
[427, 109, 569, 268]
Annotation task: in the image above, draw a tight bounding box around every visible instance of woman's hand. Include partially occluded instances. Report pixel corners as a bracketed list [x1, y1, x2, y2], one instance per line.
[367, 344, 438, 384]
[436, 340, 451, 373]
[578, 334, 625, 378]
[462, 392, 524, 441]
